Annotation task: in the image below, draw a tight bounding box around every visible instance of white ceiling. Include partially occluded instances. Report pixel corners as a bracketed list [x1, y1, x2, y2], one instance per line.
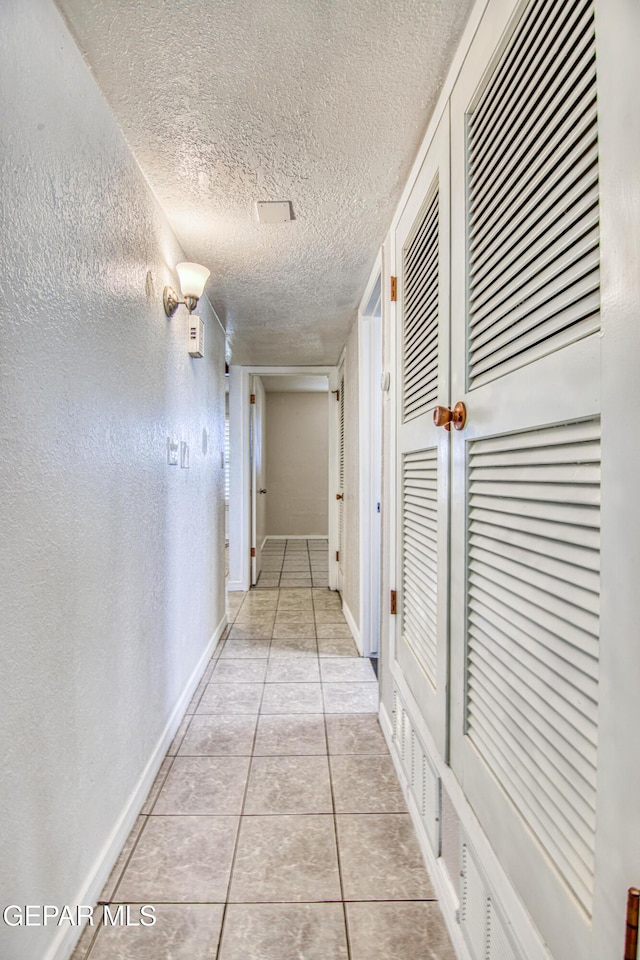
[261, 375, 328, 393]
[57, 0, 473, 365]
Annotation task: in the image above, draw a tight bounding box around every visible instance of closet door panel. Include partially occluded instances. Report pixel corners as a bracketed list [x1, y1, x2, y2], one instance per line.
[394, 109, 451, 756]
[449, 0, 601, 957]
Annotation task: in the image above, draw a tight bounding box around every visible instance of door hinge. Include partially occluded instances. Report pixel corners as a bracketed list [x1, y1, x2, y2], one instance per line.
[336, 550, 340, 562]
[332, 388, 340, 402]
[390, 589, 397, 615]
[250, 393, 256, 404]
[390, 276, 397, 301]
[250, 547, 256, 557]
[625, 888, 640, 960]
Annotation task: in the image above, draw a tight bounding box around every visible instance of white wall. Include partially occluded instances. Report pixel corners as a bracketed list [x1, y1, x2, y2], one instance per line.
[0, 2, 226, 958]
[265, 392, 328, 537]
[343, 319, 360, 630]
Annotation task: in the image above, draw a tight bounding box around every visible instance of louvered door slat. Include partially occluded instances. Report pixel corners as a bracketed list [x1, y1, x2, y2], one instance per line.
[466, 419, 600, 911]
[468, 675, 596, 837]
[470, 532, 600, 593]
[404, 206, 439, 275]
[467, 699, 594, 908]
[471, 417, 600, 450]
[403, 188, 439, 421]
[470, 436, 600, 465]
[469, 519, 599, 572]
[469, 11, 595, 232]
[469, 613, 597, 721]
[470, 111, 597, 291]
[469, 493, 597, 529]
[404, 300, 438, 352]
[470, 205, 599, 331]
[468, 0, 587, 164]
[403, 509, 438, 541]
[469, 573, 599, 664]
[404, 242, 439, 309]
[402, 449, 438, 685]
[470, 40, 595, 247]
[470, 152, 598, 299]
[469, 586, 599, 681]
[470, 229, 599, 332]
[467, 0, 599, 388]
[471, 554, 598, 618]
[404, 346, 439, 390]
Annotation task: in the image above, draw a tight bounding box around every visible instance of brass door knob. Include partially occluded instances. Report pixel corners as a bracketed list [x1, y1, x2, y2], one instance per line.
[336, 493, 344, 500]
[433, 401, 467, 431]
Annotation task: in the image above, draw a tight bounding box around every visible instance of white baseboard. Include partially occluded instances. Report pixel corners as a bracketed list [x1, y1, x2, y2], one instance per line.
[264, 534, 329, 540]
[48, 614, 227, 960]
[379, 702, 472, 960]
[226, 578, 247, 592]
[342, 600, 362, 653]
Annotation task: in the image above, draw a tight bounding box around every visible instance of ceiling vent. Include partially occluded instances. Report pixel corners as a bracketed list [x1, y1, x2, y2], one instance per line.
[255, 201, 293, 224]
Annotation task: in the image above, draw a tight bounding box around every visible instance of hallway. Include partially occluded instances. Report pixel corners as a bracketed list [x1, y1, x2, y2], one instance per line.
[255, 538, 330, 590]
[70, 586, 454, 960]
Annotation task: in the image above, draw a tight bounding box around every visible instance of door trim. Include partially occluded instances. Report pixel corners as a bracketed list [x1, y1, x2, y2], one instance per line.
[358, 255, 383, 657]
[228, 364, 339, 592]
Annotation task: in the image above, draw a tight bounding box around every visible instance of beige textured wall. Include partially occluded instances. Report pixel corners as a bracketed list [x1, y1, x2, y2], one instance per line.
[343, 319, 360, 629]
[265, 392, 329, 537]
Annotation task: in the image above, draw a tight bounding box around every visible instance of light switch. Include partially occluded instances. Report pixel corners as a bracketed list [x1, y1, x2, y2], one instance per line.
[167, 437, 179, 466]
[180, 441, 189, 469]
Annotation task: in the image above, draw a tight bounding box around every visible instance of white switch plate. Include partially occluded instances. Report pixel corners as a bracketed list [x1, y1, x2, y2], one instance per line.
[167, 437, 179, 466]
[180, 441, 189, 469]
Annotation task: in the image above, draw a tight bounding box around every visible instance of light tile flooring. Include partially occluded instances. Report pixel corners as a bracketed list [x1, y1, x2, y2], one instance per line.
[71, 586, 455, 960]
[255, 538, 329, 588]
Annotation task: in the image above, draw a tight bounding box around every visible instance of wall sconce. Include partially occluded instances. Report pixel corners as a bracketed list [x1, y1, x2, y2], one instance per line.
[163, 262, 210, 317]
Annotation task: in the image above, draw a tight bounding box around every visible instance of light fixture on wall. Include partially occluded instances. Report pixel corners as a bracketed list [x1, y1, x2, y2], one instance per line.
[163, 262, 210, 317]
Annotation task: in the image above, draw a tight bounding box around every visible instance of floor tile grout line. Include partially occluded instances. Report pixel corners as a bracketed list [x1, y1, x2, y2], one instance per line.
[323, 682, 353, 960]
[213, 597, 275, 960]
[317, 575, 352, 959]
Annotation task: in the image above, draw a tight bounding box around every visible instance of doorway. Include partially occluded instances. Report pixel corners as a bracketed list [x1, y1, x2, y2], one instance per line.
[227, 366, 338, 593]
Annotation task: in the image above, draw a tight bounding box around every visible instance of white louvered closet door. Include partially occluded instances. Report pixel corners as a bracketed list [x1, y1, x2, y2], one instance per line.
[395, 110, 451, 755]
[448, 1, 601, 957]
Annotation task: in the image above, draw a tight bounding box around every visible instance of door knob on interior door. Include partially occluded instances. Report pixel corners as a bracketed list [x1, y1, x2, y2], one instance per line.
[433, 401, 467, 431]
[259, 488, 267, 494]
[336, 493, 344, 500]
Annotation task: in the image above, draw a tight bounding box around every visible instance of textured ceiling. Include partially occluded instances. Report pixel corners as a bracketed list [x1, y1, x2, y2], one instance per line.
[57, 0, 473, 365]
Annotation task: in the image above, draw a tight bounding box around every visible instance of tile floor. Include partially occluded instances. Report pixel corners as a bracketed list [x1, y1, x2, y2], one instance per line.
[255, 538, 329, 588]
[71, 586, 455, 960]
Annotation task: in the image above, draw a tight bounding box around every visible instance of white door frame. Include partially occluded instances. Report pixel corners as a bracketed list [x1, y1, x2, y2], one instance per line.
[358, 256, 383, 657]
[228, 365, 339, 592]
[250, 375, 267, 585]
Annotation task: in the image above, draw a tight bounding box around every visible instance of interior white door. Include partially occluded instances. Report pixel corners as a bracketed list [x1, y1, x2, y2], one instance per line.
[250, 376, 266, 585]
[448, 1, 601, 956]
[394, 108, 451, 757]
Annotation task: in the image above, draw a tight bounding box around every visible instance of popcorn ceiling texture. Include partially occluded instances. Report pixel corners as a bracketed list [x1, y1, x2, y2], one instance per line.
[56, 0, 474, 364]
[0, 1, 226, 957]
